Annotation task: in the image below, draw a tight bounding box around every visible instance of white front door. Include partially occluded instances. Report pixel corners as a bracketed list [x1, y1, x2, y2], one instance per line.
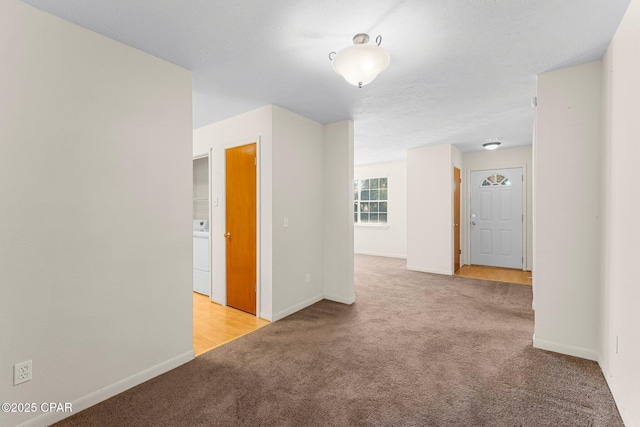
[470, 168, 523, 269]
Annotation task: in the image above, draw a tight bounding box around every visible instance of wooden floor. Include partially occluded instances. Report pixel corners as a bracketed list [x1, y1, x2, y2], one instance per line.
[193, 292, 270, 356]
[455, 265, 532, 286]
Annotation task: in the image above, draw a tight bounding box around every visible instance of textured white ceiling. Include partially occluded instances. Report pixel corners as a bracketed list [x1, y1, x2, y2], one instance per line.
[20, 0, 630, 164]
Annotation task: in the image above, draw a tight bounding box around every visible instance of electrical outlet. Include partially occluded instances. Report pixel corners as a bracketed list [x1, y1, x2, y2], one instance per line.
[305, 273, 310, 284]
[284, 217, 289, 228]
[14, 360, 32, 385]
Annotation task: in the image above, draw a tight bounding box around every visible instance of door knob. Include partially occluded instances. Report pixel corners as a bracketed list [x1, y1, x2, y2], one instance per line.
[224, 232, 231, 238]
[471, 221, 476, 226]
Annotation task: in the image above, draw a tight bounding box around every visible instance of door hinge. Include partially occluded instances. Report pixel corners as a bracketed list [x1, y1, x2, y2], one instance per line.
[459, 249, 461, 254]
[254, 157, 257, 166]
[254, 283, 257, 293]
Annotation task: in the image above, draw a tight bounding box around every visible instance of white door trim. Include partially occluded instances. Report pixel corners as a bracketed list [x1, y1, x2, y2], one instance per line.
[193, 152, 213, 299]
[465, 164, 527, 271]
[213, 136, 261, 318]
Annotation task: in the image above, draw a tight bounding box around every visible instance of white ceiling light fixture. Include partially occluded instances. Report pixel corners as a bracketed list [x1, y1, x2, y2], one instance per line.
[329, 33, 390, 88]
[482, 138, 502, 150]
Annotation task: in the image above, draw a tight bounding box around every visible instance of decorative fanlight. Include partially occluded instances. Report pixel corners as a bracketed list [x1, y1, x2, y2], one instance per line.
[329, 33, 390, 88]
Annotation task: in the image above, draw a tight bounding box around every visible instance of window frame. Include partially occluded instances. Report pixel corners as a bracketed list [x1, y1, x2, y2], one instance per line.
[354, 177, 389, 227]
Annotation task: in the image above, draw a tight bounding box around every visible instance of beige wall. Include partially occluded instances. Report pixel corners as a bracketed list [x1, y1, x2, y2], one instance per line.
[534, 4, 640, 421]
[323, 120, 356, 304]
[407, 144, 461, 275]
[0, 2, 193, 426]
[600, 0, 640, 424]
[534, 61, 603, 361]
[271, 106, 325, 317]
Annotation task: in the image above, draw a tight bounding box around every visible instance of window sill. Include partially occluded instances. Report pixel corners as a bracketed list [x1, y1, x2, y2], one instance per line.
[355, 223, 390, 230]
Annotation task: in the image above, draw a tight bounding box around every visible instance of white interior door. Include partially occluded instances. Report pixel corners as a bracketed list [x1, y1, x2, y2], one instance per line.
[470, 168, 523, 269]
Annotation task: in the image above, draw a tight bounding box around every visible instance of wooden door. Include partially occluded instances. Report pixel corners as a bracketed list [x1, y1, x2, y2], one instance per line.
[453, 167, 461, 272]
[225, 143, 257, 315]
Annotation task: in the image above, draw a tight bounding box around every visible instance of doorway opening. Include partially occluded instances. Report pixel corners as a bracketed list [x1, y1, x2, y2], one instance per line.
[193, 155, 211, 297]
[192, 144, 267, 357]
[469, 167, 524, 269]
[453, 166, 461, 272]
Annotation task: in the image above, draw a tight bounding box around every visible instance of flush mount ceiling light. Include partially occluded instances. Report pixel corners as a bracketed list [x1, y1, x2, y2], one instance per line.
[329, 33, 390, 88]
[482, 138, 502, 150]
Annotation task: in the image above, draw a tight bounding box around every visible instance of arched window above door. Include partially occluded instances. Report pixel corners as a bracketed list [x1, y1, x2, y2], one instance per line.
[480, 174, 511, 187]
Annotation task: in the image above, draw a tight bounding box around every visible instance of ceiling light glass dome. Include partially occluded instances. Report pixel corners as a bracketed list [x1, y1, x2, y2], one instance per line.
[330, 34, 390, 88]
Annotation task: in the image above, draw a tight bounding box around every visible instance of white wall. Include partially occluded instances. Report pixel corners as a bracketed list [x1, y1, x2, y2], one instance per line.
[533, 61, 602, 361]
[193, 106, 273, 317]
[354, 160, 407, 258]
[271, 106, 325, 319]
[463, 146, 533, 270]
[407, 144, 461, 275]
[600, 0, 640, 423]
[323, 121, 356, 304]
[0, 2, 193, 426]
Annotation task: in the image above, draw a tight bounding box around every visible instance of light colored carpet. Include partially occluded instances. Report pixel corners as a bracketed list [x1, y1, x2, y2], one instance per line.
[55, 255, 622, 426]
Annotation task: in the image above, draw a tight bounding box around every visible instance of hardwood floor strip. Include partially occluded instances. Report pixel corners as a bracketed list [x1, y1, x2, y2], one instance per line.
[193, 293, 270, 356]
[455, 265, 532, 286]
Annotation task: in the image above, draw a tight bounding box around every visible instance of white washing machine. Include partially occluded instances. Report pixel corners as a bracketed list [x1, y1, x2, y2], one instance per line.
[193, 219, 210, 296]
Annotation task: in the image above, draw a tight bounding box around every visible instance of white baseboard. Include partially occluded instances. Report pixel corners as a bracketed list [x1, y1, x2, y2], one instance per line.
[324, 293, 356, 305]
[266, 292, 355, 322]
[533, 337, 599, 361]
[19, 350, 194, 427]
[406, 265, 452, 276]
[271, 294, 324, 322]
[259, 312, 273, 322]
[354, 250, 406, 259]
